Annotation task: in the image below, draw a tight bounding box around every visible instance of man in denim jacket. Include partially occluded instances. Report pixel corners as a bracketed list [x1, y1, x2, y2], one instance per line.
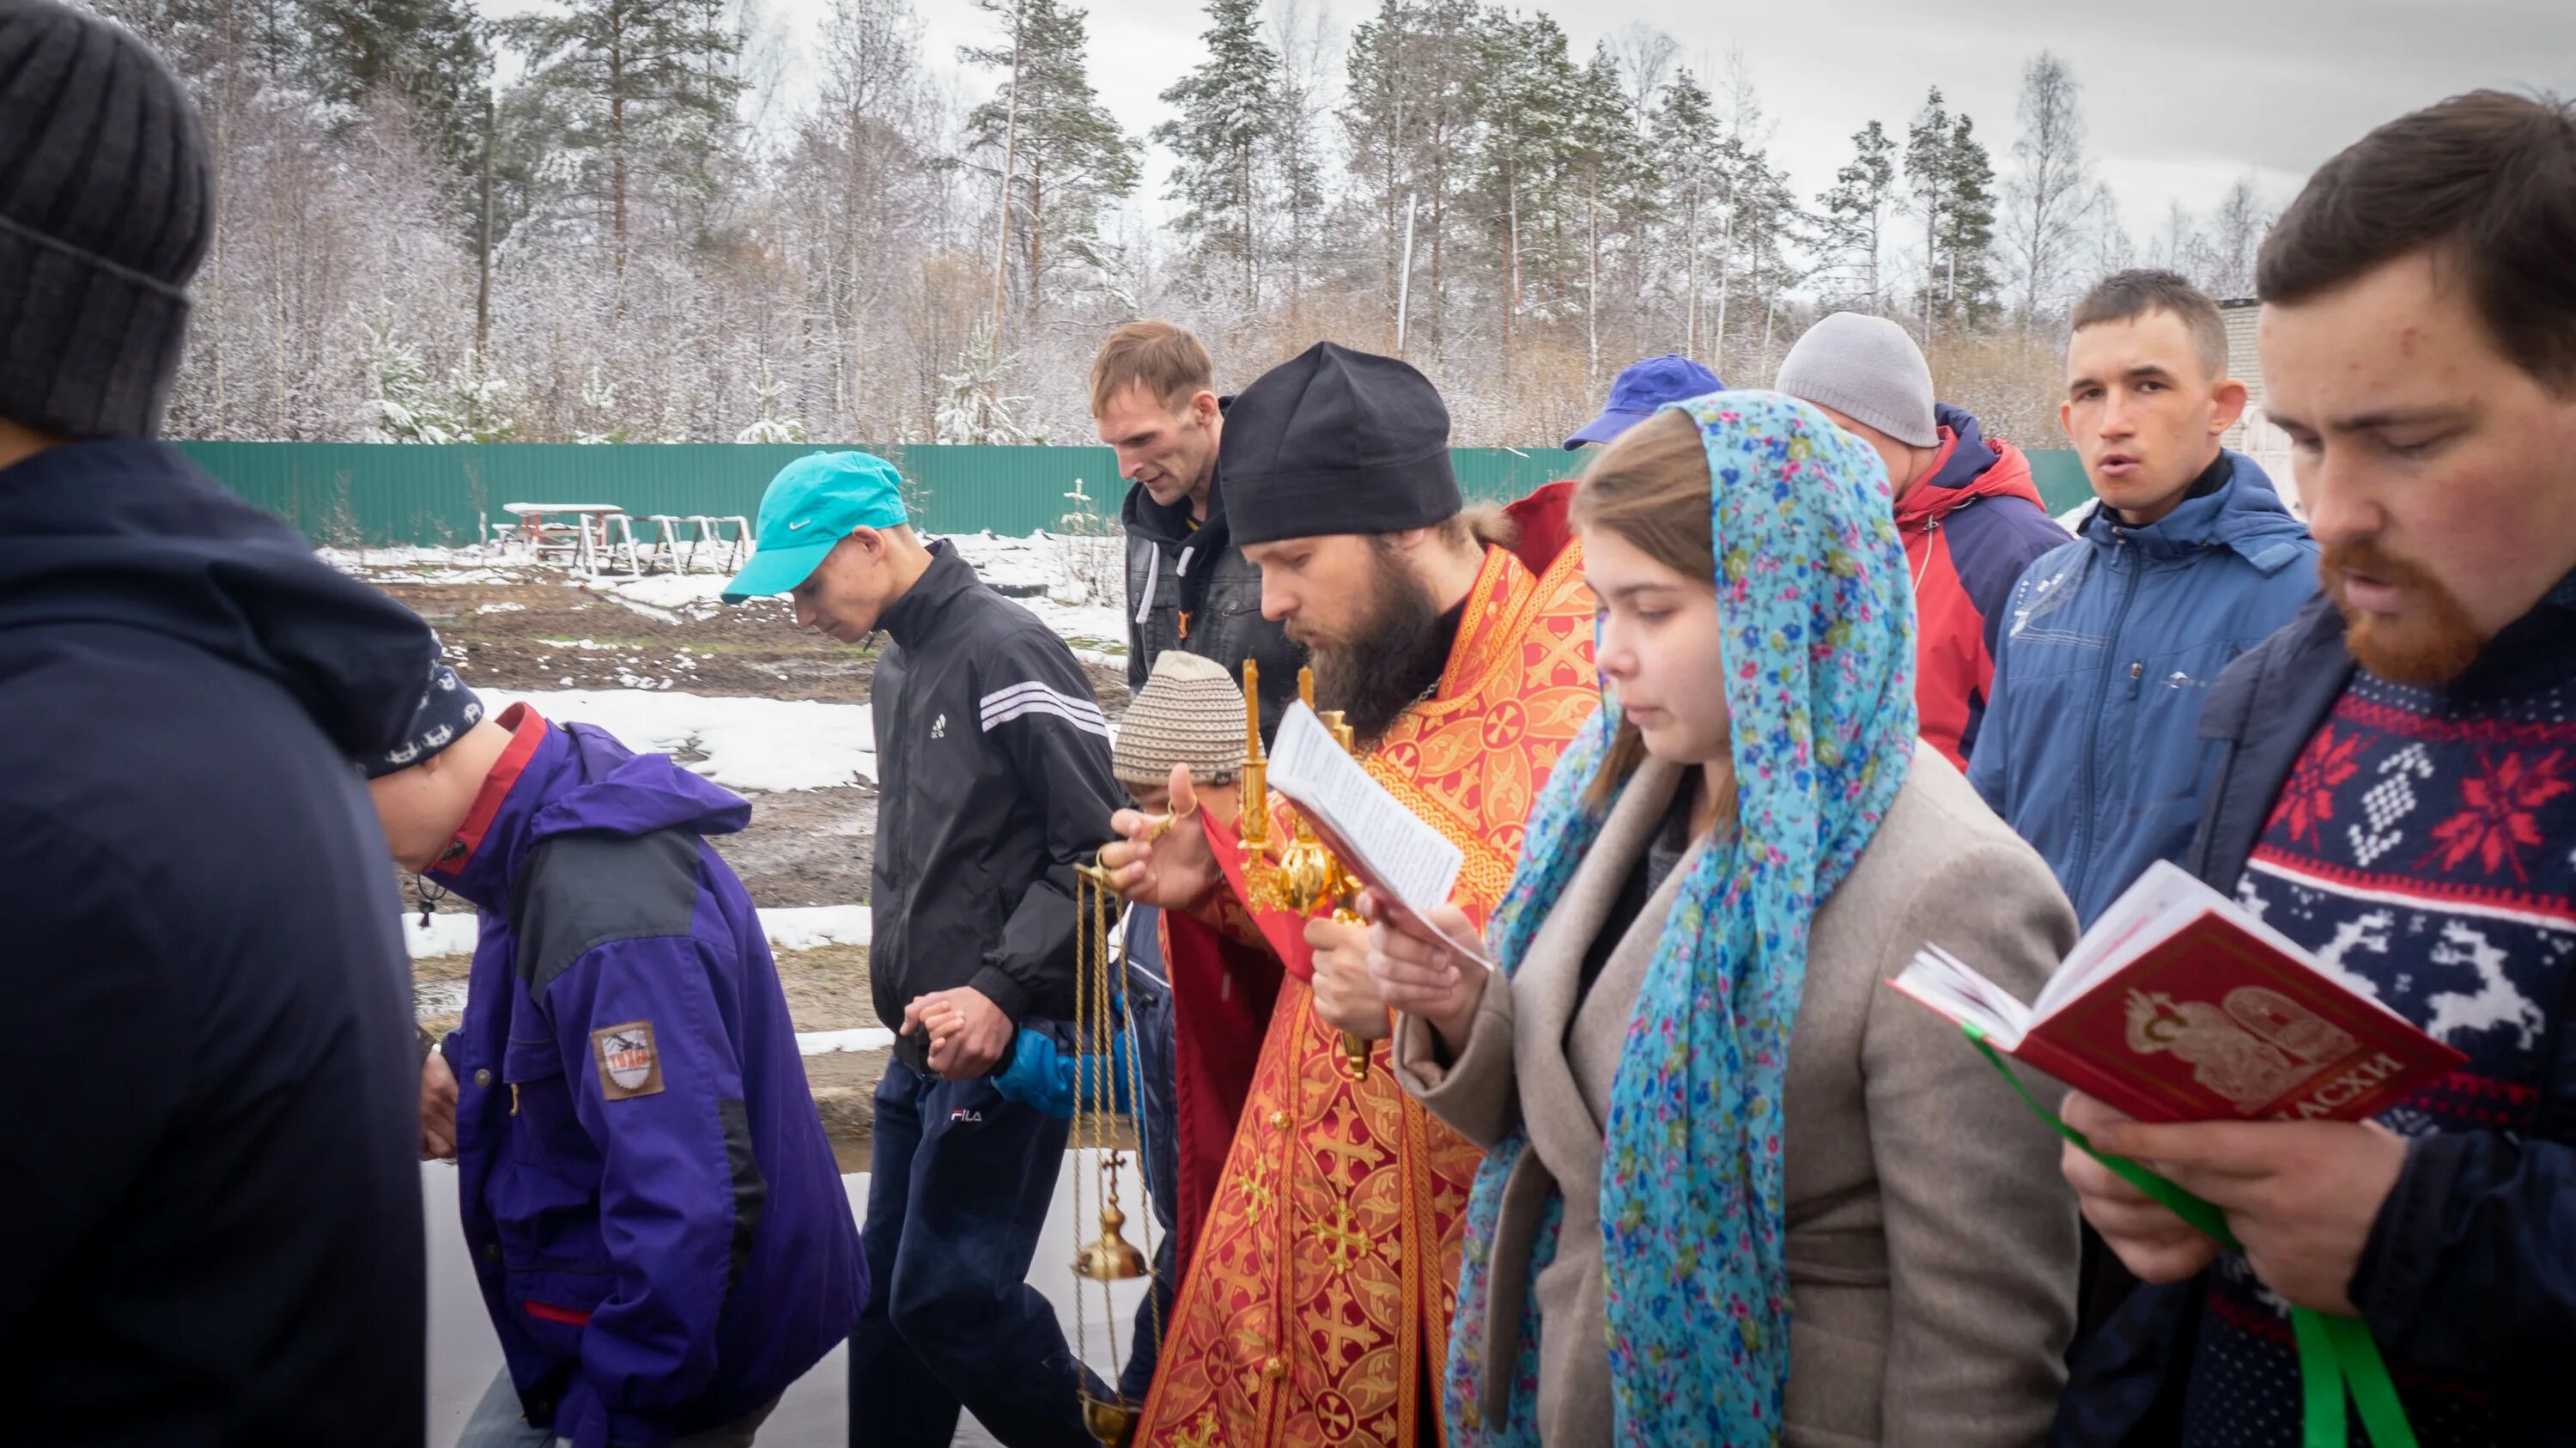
[1970, 270, 2318, 928]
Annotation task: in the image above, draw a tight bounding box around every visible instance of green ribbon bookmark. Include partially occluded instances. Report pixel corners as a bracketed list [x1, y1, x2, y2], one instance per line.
[1962, 1024, 2420, 1448]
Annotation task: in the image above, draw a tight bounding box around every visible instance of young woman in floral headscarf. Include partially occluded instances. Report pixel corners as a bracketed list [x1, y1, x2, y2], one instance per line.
[1373, 392, 2080, 1446]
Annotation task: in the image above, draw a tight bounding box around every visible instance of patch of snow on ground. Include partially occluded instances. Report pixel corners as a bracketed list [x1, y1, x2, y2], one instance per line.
[483, 687, 874, 793]
[606, 596, 681, 624]
[370, 568, 527, 585]
[941, 531, 1129, 656]
[762, 903, 872, 949]
[592, 571, 735, 624]
[797, 1026, 896, 1056]
[475, 601, 526, 614]
[1014, 595, 1131, 653]
[941, 530, 1059, 597]
[319, 545, 513, 572]
[332, 536, 1127, 660]
[404, 912, 482, 959]
[410, 903, 873, 961]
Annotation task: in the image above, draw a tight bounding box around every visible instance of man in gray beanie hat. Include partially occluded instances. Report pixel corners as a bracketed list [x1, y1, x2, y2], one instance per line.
[0, 0, 215, 441]
[0, 3, 439, 1439]
[1774, 311, 1943, 453]
[1774, 310, 2067, 769]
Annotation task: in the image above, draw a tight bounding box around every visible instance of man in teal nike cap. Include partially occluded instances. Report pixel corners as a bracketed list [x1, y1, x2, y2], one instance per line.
[726, 450, 1128, 1448]
[720, 450, 930, 641]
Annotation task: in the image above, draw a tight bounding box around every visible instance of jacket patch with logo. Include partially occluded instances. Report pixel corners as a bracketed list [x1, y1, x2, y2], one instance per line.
[592, 1020, 665, 1100]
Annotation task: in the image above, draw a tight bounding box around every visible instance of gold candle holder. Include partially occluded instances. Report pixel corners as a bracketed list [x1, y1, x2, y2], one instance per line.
[1239, 660, 1285, 912]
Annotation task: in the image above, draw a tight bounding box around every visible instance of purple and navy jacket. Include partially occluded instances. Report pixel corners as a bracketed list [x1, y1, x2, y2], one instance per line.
[436, 705, 863, 1448]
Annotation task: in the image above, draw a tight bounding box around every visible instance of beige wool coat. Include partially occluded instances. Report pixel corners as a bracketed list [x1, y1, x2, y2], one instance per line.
[1395, 745, 2081, 1447]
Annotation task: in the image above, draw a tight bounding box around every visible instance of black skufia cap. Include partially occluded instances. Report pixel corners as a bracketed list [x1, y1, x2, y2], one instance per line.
[1220, 342, 1461, 547]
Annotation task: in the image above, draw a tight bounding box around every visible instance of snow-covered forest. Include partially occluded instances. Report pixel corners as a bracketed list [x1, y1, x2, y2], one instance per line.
[87, 0, 2282, 448]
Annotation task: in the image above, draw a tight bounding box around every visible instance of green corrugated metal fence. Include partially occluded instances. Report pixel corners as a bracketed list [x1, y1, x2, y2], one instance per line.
[172, 441, 2097, 547]
[2025, 450, 2091, 517]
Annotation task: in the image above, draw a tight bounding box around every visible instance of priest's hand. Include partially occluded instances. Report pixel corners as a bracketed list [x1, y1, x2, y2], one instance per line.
[1361, 891, 1489, 1058]
[1307, 917, 1390, 1038]
[1103, 764, 1220, 910]
[2082, 1096, 2407, 1316]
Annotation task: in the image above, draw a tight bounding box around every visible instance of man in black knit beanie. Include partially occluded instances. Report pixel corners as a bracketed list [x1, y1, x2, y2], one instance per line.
[0, 2, 440, 1440]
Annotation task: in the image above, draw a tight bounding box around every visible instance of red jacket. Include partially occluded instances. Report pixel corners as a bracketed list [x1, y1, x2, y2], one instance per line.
[1898, 405, 2070, 769]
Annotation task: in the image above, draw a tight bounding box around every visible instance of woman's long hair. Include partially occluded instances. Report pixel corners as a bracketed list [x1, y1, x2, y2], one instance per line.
[1571, 408, 1735, 830]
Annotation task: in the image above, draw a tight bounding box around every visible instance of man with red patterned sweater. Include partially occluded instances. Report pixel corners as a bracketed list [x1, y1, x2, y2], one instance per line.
[2055, 92, 2576, 1446]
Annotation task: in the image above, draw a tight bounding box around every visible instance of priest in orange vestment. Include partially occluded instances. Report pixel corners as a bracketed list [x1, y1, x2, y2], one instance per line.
[1102, 343, 1597, 1448]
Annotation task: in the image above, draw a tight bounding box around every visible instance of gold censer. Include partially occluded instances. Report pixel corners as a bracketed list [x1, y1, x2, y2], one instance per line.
[1239, 660, 1379, 1080]
[1066, 856, 1161, 1445]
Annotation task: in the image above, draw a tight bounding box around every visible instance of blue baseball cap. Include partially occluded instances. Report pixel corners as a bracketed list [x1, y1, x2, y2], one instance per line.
[1564, 354, 1728, 448]
[721, 451, 909, 602]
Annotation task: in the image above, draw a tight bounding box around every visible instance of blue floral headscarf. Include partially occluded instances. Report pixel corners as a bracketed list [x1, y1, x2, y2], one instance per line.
[1446, 391, 1919, 1445]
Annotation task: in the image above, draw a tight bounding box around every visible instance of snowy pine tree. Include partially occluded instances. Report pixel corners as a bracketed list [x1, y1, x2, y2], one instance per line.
[963, 0, 1141, 325]
[736, 361, 811, 444]
[1819, 120, 1899, 313]
[1151, 0, 1280, 310]
[934, 326, 1039, 445]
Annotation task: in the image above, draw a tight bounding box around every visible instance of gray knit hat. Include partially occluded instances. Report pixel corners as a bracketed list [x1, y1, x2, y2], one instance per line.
[1772, 313, 1938, 448]
[1114, 651, 1247, 790]
[0, 0, 216, 440]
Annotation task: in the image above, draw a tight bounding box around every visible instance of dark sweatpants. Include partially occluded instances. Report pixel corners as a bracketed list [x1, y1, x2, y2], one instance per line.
[848, 1060, 1090, 1448]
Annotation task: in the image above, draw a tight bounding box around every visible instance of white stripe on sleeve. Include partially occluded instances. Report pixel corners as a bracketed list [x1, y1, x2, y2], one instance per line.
[980, 679, 1111, 736]
[981, 696, 1114, 739]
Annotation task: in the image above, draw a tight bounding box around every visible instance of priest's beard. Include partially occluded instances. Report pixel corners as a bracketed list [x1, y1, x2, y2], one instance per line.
[2320, 540, 2486, 687]
[1293, 538, 1451, 746]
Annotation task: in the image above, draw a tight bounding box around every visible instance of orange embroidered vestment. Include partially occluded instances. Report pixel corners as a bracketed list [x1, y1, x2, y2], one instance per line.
[1138, 510, 1597, 1448]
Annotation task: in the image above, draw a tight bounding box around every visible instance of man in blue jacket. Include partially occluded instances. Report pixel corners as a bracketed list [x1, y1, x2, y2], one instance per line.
[1, 3, 439, 1439]
[1970, 270, 2318, 928]
[379, 669, 864, 1448]
[2056, 91, 2576, 1448]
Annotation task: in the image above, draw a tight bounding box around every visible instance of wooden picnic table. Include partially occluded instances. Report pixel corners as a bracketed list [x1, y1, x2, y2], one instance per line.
[501, 502, 626, 569]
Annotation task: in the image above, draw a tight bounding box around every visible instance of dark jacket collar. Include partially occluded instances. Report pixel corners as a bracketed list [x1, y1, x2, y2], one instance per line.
[1121, 474, 1232, 557]
[875, 539, 977, 653]
[1121, 478, 1194, 547]
[2451, 565, 2576, 702]
[2190, 564, 2576, 890]
[2078, 450, 2309, 569]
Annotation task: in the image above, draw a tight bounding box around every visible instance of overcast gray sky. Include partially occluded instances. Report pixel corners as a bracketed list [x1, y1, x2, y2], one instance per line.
[497, 0, 2576, 246]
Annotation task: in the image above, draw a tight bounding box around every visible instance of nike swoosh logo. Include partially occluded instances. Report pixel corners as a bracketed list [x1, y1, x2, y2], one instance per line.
[787, 520, 810, 530]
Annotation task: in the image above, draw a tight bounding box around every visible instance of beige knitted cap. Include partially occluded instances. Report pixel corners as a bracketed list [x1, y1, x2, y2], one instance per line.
[1114, 651, 1248, 788]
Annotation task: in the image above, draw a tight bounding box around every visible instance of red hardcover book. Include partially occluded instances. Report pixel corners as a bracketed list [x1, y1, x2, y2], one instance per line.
[1890, 860, 2467, 1124]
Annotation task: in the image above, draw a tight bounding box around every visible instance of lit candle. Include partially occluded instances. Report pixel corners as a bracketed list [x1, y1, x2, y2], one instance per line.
[1243, 659, 1261, 762]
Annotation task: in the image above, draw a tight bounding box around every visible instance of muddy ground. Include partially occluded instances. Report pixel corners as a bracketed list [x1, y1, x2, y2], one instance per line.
[372, 554, 1133, 1153]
